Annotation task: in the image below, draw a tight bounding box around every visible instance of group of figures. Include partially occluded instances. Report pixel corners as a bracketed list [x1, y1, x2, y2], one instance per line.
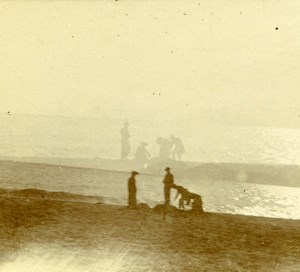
[128, 167, 203, 212]
[121, 122, 185, 164]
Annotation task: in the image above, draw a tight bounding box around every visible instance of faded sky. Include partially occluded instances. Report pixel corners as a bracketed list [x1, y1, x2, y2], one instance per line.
[1, 0, 299, 126]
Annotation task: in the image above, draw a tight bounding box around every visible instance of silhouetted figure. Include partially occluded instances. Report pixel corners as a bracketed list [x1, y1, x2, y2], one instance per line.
[134, 142, 151, 168]
[121, 122, 131, 160]
[162, 167, 174, 205]
[191, 194, 203, 212]
[172, 184, 189, 209]
[170, 135, 185, 161]
[156, 137, 172, 161]
[171, 184, 203, 212]
[128, 171, 139, 209]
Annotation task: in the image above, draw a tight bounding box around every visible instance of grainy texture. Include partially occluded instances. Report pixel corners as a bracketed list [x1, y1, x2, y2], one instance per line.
[1, 188, 299, 271]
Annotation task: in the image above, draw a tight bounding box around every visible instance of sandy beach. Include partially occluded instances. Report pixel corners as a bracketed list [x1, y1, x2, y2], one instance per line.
[2, 0, 300, 270]
[1, 187, 300, 272]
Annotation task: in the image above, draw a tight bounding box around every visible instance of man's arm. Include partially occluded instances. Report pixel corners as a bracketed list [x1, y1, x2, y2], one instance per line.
[171, 174, 174, 183]
[145, 149, 151, 158]
[174, 192, 179, 200]
[162, 175, 166, 184]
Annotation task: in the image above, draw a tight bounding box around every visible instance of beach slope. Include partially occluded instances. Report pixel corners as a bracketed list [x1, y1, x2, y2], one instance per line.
[1, 188, 300, 272]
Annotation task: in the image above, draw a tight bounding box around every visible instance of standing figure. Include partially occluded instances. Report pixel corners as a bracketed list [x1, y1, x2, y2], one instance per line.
[156, 137, 172, 161]
[128, 171, 139, 209]
[170, 135, 185, 161]
[162, 167, 174, 205]
[121, 122, 131, 160]
[134, 142, 151, 168]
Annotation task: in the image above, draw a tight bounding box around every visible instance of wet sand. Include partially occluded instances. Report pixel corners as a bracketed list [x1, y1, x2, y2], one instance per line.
[1, 188, 300, 271]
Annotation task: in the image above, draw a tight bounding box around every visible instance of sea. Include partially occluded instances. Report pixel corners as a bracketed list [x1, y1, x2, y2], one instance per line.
[1, 114, 300, 220]
[1, 114, 300, 165]
[1, 161, 300, 220]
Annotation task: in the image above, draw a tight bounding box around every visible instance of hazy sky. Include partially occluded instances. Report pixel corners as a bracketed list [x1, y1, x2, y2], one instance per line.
[1, 1, 300, 126]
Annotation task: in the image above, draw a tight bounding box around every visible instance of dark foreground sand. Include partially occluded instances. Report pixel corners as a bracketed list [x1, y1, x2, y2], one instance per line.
[1, 188, 300, 272]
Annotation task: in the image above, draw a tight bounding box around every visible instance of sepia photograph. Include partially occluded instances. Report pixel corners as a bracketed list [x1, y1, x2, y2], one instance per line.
[0, 0, 300, 271]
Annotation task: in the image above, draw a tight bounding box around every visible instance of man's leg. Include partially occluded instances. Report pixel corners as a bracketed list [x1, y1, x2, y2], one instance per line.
[132, 191, 137, 208]
[128, 192, 133, 208]
[164, 186, 170, 205]
[179, 197, 184, 209]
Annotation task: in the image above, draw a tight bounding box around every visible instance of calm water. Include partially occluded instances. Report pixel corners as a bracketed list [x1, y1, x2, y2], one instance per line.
[1, 114, 300, 219]
[1, 164, 300, 220]
[1, 114, 300, 165]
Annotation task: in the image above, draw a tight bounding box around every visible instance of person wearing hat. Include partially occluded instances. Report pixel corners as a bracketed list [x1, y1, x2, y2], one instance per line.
[134, 142, 151, 168]
[162, 167, 174, 205]
[128, 171, 139, 209]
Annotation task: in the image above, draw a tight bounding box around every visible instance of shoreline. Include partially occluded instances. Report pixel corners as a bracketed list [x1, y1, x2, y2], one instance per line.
[1, 187, 300, 271]
[1, 158, 300, 188]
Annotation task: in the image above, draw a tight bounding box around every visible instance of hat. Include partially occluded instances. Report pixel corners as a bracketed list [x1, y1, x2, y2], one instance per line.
[165, 167, 171, 171]
[131, 171, 139, 175]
